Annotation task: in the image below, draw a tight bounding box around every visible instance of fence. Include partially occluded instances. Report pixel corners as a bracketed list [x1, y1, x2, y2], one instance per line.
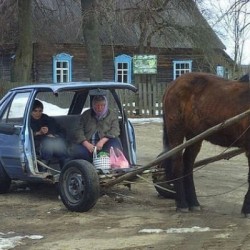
[0, 81, 167, 118]
[118, 82, 166, 117]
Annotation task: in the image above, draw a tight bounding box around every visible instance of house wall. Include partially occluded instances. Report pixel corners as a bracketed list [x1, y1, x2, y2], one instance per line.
[0, 44, 16, 82]
[0, 56, 12, 81]
[33, 43, 90, 83]
[111, 46, 215, 84]
[1, 43, 226, 84]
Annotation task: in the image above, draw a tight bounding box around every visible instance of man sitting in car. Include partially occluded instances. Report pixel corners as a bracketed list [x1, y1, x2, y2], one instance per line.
[30, 99, 69, 170]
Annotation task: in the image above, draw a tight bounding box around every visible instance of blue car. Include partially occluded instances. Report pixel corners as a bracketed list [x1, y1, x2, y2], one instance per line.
[0, 82, 137, 212]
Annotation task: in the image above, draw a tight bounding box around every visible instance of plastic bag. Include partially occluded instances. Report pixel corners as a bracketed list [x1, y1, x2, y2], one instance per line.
[110, 147, 129, 169]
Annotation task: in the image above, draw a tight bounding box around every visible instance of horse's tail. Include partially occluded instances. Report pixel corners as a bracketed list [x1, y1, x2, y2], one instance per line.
[162, 112, 169, 150]
[162, 112, 173, 176]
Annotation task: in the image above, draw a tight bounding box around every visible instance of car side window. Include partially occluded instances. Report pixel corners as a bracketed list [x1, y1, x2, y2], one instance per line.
[0, 92, 30, 125]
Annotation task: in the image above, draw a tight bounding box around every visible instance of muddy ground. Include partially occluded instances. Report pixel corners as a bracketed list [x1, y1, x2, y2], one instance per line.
[1, 121, 250, 250]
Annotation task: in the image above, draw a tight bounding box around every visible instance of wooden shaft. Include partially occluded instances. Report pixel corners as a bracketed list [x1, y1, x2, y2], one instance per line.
[103, 109, 250, 188]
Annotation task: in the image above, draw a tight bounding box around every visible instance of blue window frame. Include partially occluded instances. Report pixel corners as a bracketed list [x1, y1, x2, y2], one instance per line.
[216, 65, 224, 77]
[114, 54, 132, 83]
[53, 53, 73, 83]
[173, 60, 192, 79]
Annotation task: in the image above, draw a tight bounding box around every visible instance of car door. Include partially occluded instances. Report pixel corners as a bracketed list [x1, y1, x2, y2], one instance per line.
[109, 89, 137, 165]
[0, 91, 32, 178]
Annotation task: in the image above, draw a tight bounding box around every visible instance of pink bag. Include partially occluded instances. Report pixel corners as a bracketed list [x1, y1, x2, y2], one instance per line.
[110, 147, 129, 169]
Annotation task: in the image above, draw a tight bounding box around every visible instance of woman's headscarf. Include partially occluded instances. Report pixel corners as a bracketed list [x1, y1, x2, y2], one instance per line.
[92, 95, 108, 119]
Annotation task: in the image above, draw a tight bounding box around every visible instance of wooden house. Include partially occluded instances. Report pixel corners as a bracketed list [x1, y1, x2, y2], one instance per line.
[0, 0, 233, 116]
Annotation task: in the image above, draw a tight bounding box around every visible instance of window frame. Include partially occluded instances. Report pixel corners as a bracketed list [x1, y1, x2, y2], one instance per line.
[216, 65, 225, 77]
[53, 53, 73, 83]
[173, 60, 192, 80]
[0, 92, 31, 125]
[114, 54, 132, 83]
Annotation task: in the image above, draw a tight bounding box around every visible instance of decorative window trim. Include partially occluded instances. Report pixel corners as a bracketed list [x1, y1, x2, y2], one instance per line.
[216, 65, 224, 77]
[114, 54, 132, 83]
[173, 60, 192, 80]
[53, 53, 73, 83]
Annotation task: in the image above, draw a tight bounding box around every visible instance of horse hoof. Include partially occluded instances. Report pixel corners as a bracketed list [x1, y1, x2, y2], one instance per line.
[190, 206, 201, 212]
[176, 207, 189, 213]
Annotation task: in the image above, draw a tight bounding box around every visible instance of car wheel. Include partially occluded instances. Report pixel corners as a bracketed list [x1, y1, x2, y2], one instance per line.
[0, 163, 11, 194]
[59, 160, 100, 212]
[152, 163, 175, 199]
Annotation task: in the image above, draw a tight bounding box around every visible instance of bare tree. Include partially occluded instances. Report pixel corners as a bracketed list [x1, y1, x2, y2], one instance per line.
[100, 0, 229, 79]
[12, 0, 33, 82]
[226, 0, 250, 75]
[32, 0, 83, 43]
[197, 0, 250, 77]
[0, 0, 18, 45]
[81, 0, 103, 81]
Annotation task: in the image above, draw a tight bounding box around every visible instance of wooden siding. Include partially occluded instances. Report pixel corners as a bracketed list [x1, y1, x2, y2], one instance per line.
[1, 42, 228, 84]
[34, 43, 217, 84]
[33, 43, 90, 83]
[0, 44, 16, 81]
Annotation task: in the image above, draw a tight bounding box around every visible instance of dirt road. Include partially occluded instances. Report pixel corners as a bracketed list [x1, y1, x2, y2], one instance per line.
[1, 121, 250, 250]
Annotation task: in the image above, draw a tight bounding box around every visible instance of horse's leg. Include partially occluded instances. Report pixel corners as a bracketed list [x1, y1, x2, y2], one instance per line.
[241, 153, 250, 217]
[182, 141, 202, 211]
[171, 153, 189, 211]
[166, 129, 189, 212]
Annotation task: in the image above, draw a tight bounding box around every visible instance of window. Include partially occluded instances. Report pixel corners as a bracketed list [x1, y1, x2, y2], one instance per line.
[114, 54, 132, 83]
[1, 92, 30, 124]
[216, 65, 224, 77]
[53, 53, 73, 83]
[173, 60, 192, 79]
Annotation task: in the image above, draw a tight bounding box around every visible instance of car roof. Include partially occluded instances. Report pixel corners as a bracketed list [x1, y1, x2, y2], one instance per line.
[11, 82, 138, 93]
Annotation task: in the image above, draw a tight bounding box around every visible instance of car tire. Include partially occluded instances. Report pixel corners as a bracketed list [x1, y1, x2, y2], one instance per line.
[59, 160, 100, 212]
[152, 163, 175, 199]
[0, 163, 11, 194]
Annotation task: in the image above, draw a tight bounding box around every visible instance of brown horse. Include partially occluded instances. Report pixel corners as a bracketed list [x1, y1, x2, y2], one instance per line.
[163, 72, 250, 216]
